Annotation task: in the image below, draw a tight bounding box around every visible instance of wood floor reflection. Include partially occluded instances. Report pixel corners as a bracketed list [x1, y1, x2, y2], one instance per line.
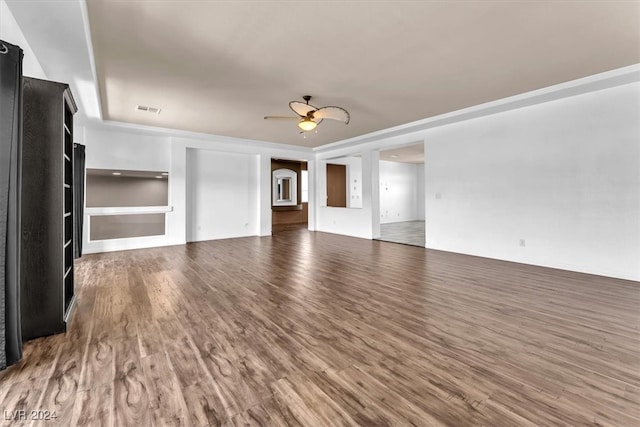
[1, 228, 638, 426]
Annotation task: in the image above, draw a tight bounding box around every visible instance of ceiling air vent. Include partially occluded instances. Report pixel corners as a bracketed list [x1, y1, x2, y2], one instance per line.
[136, 105, 161, 114]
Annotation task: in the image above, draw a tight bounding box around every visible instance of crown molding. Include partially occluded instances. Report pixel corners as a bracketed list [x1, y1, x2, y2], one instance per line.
[315, 64, 640, 154]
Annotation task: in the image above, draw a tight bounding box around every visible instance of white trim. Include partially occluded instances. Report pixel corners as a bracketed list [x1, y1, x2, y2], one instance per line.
[79, 0, 103, 120]
[79, 63, 640, 156]
[315, 64, 640, 154]
[91, 119, 314, 154]
[86, 206, 173, 216]
[83, 235, 179, 254]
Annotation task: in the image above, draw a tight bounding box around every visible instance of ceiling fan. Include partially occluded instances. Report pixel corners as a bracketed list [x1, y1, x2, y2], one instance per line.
[264, 95, 350, 132]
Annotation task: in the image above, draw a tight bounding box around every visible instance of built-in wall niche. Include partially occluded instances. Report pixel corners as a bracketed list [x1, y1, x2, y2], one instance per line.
[272, 168, 297, 207]
[85, 169, 170, 241]
[325, 155, 362, 208]
[90, 214, 165, 240]
[86, 169, 168, 207]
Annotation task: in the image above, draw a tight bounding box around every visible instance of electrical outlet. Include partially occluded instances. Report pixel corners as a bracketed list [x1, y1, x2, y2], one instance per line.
[519, 239, 526, 247]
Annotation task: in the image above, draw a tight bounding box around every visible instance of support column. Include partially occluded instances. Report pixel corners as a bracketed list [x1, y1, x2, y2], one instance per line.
[307, 159, 316, 231]
[369, 150, 381, 239]
[258, 154, 272, 236]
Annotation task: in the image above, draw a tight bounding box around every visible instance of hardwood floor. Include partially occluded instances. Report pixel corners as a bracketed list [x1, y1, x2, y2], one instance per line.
[1, 228, 638, 426]
[271, 222, 308, 234]
[377, 220, 425, 247]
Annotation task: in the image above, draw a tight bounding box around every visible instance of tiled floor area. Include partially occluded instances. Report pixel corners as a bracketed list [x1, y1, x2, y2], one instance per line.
[377, 220, 425, 247]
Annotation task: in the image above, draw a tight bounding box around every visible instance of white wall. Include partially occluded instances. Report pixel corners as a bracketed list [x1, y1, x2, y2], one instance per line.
[379, 161, 424, 224]
[81, 127, 171, 171]
[80, 126, 172, 253]
[417, 163, 425, 220]
[424, 82, 640, 281]
[169, 135, 312, 248]
[57, 81, 640, 281]
[78, 123, 312, 253]
[315, 74, 639, 281]
[315, 151, 378, 239]
[186, 149, 258, 241]
[0, 0, 46, 78]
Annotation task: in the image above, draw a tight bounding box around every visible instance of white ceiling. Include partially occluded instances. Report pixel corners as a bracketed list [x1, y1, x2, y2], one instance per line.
[85, 0, 639, 148]
[5, 0, 100, 124]
[380, 143, 424, 164]
[9, 1, 640, 148]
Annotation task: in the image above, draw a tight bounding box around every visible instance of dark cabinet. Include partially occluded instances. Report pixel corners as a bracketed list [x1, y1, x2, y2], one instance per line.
[20, 77, 77, 340]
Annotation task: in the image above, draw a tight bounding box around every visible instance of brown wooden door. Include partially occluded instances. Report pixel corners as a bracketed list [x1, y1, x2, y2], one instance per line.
[326, 164, 347, 207]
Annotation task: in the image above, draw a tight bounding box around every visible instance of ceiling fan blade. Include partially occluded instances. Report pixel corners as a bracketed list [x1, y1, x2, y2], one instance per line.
[264, 116, 299, 120]
[289, 101, 317, 117]
[312, 106, 350, 124]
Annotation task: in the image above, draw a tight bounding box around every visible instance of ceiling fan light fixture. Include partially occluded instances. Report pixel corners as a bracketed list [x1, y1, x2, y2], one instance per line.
[298, 117, 317, 131]
[265, 96, 349, 133]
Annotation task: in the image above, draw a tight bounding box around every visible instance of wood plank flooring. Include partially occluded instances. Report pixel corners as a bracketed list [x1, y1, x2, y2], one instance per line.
[1, 228, 638, 426]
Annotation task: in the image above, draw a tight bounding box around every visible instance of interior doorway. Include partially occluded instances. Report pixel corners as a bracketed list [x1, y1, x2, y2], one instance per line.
[271, 158, 309, 233]
[376, 143, 425, 247]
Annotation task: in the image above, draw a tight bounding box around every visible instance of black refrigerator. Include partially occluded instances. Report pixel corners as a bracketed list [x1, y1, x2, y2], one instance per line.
[0, 40, 23, 369]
